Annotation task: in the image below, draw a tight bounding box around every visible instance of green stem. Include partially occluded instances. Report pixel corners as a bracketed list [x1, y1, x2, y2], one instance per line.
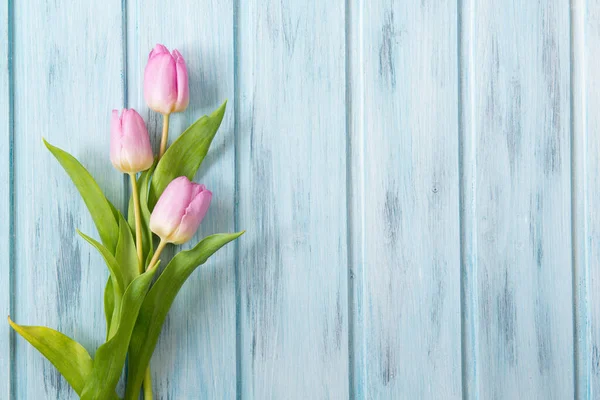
[143, 367, 153, 400]
[130, 173, 144, 274]
[159, 114, 170, 159]
[147, 239, 167, 270]
[141, 238, 166, 400]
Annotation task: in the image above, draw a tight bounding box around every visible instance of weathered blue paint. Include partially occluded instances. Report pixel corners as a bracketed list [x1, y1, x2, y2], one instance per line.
[126, 0, 237, 398]
[0, 0, 595, 399]
[9, 0, 125, 399]
[1, 0, 13, 398]
[349, 1, 461, 398]
[461, 1, 573, 398]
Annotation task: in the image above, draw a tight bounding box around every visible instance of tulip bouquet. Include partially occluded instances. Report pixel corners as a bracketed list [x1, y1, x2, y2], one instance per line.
[8, 44, 243, 399]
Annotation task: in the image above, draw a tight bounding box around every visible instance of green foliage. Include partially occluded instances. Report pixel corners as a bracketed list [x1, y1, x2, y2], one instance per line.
[127, 165, 156, 269]
[103, 278, 115, 340]
[80, 268, 157, 400]
[77, 230, 125, 296]
[11, 103, 240, 398]
[124, 232, 244, 399]
[115, 214, 139, 287]
[43, 139, 119, 253]
[8, 318, 94, 395]
[149, 101, 227, 208]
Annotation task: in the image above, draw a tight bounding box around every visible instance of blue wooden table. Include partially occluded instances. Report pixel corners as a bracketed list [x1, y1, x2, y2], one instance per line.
[0, 0, 596, 398]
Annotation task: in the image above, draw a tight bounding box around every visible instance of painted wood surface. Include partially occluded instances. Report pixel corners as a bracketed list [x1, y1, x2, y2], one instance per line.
[349, 1, 461, 398]
[577, 0, 600, 398]
[461, 1, 573, 398]
[1, 0, 599, 399]
[126, 0, 237, 398]
[1, 1, 12, 398]
[10, 0, 125, 399]
[236, 0, 349, 398]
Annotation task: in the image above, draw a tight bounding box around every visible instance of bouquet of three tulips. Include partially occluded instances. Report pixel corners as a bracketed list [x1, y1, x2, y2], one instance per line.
[8, 44, 243, 399]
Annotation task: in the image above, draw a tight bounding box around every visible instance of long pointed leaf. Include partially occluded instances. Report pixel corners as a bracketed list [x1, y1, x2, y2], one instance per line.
[148, 102, 227, 208]
[43, 139, 119, 253]
[77, 230, 124, 295]
[128, 165, 156, 268]
[8, 317, 93, 395]
[103, 277, 115, 340]
[125, 232, 244, 399]
[116, 214, 139, 286]
[80, 268, 157, 400]
[78, 230, 125, 341]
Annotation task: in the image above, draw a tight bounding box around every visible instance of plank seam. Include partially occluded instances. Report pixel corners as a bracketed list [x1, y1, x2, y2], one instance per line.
[458, 0, 479, 398]
[121, 0, 129, 214]
[344, 0, 355, 396]
[8, 0, 15, 396]
[570, 0, 590, 398]
[357, 0, 366, 394]
[233, 0, 242, 397]
[350, 0, 367, 396]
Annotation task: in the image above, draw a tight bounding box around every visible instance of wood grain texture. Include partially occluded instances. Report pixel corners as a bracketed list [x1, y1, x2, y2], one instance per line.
[460, 0, 574, 398]
[236, 0, 349, 398]
[126, 0, 236, 397]
[1, 0, 12, 398]
[572, 1, 589, 398]
[2, 0, 595, 399]
[349, 1, 461, 398]
[11, 0, 125, 398]
[577, 0, 600, 398]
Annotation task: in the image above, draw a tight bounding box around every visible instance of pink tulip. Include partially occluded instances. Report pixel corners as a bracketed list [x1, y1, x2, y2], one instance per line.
[144, 44, 189, 115]
[150, 177, 212, 244]
[110, 109, 154, 174]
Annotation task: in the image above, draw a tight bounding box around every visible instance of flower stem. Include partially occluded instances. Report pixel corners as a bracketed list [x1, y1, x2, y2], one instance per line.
[147, 239, 167, 270]
[159, 113, 170, 159]
[143, 368, 153, 400]
[141, 238, 167, 400]
[130, 173, 144, 274]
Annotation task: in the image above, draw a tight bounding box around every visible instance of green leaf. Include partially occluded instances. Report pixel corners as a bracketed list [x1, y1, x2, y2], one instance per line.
[77, 230, 125, 295]
[103, 277, 115, 340]
[80, 268, 157, 400]
[116, 214, 139, 286]
[78, 229, 125, 341]
[125, 231, 244, 399]
[128, 165, 156, 268]
[148, 101, 227, 208]
[8, 317, 93, 395]
[43, 139, 119, 253]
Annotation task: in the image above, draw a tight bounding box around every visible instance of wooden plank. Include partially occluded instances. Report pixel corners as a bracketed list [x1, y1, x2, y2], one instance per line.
[349, 1, 461, 398]
[126, 0, 236, 397]
[460, 0, 573, 398]
[571, 1, 588, 398]
[577, 0, 600, 398]
[0, 0, 12, 398]
[11, 1, 125, 398]
[236, 0, 349, 398]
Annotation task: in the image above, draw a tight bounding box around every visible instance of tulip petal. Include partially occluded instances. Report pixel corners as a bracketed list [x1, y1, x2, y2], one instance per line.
[150, 176, 195, 241]
[144, 47, 177, 114]
[172, 49, 189, 113]
[171, 187, 212, 244]
[149, 43, 169, 59]
[111, 109, 154, 174]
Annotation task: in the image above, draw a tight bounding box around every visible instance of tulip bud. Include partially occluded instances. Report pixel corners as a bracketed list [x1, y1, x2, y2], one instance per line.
[150, 177, 212, 244]
[110, 109, 154, 174]
[144, 44, 189, 115]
